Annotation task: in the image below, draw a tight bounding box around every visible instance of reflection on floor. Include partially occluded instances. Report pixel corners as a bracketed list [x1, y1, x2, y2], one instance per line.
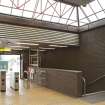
[0, 79, 105, 105]
[80, 91, 105, 104]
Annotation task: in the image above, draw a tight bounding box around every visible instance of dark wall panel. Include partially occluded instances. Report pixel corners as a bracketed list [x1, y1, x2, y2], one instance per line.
[41, 26, 105, 93]
[23, 49, 29, 72]
[36, 68, 83, 97]
[45, 68, 83, 97]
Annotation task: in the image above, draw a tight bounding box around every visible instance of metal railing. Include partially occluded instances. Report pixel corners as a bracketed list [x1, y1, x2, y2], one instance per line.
[82, 77, 87, 95]
[81, 74, 105, 96]
[88, 74, 105, 86]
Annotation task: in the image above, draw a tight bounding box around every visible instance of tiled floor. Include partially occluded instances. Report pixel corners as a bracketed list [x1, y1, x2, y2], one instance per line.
[0, 79, 105, 105]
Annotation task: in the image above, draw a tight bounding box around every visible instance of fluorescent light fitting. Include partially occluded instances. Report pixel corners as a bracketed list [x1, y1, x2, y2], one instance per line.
[31, 49, 46, 52]
[39, 49, 46, 51]
[10, 46, 29, 48]
[49, 45, 67, 47]
[17, 42, 39, 46]
[12, 48, 23, 50]
[69, 43, 79, 45]
[0, 48, 11, 52]
[39, 47, 55, 50]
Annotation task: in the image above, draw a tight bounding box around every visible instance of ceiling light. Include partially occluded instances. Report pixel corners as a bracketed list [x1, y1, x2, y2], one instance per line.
[30, 49, 46, 52]
[39, 50, 46, 52]
[12, 48, 23, 50]
[10, 46, 29, 48]
[0, 48, 11, 52]
[16, 42, 39, 46]
[39, 47, 55, 50]
[49, 45, 67, 48]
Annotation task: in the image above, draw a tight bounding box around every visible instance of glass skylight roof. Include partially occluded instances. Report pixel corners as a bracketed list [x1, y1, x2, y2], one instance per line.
[0, 0, 105, 27]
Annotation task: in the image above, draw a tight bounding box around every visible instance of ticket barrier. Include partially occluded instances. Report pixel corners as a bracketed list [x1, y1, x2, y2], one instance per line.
[0, 71, 6, 92]
[10, 72, 19, 90]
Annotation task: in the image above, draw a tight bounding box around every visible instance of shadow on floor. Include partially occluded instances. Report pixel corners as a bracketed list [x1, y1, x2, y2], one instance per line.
[80, 91, 105, 104]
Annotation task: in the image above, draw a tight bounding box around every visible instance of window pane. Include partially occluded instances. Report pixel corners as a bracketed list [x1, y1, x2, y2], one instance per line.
[62, 4, 72, 15]
[88, 15, 97, 22]
[59, 18, 67, 24]
[79, 8, 85, 19]
[53, 10, 59, 17]
[42, 0, 48, 11]
[43, 15, 51, 21]
[12, 9, 23, 16]
[24, 0, 36, 11]
[36, 14, 43, 20]
[98, 0, 105, 9]
[89, 0, 102, 13]
[33, 13, 40, 18]
[81, 4, 94, 16]
[44, 4, 56, 15]
[60, 3, 66, 15]
[79, 22, 87, 26]
[62, 7, 73, 19]
[70, 8, 77, 21]
[0, 6, 11, 14]
[67, 20, 74, 25]
[23, 11, 33, 18]
[51, 17, 59, 23]
[80, 18, 89, 23]
[96, 11, 105, 19]
[71, 22, 78, 26]
[19, 0, 26, 8]
[55, 2, 61, 15]
[49, 0, 55, 4]
[1, 0, 12, 7]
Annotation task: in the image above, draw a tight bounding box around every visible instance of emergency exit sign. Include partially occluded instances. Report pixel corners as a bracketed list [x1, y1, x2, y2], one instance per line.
[0, 61, 8, 70]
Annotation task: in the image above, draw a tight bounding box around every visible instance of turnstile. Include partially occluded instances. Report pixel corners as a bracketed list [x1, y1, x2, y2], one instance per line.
[0, 71, 6, 92]
[10, 72, 19, 90]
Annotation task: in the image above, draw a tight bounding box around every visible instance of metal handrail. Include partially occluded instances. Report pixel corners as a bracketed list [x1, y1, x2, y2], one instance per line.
[82, 77, 86, 95]
[88, 75, 105, 86]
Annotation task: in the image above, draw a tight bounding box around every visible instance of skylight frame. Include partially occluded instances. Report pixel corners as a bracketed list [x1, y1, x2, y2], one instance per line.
[0, 0, 104, 27]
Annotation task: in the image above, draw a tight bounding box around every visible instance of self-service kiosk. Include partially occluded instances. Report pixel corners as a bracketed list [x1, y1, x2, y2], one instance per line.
[0, 71, 6, 92]
[10, 72, 19, 90]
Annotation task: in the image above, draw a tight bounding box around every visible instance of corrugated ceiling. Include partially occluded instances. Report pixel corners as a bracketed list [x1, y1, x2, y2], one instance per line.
[0, 23, 79, 46]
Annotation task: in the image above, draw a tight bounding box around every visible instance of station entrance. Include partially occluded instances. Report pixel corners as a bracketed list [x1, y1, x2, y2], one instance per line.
[0, 55, 21, 91]
[0, 55, 20, 78]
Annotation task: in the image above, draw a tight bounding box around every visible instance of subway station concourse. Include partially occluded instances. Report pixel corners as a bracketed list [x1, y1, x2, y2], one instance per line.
[0, 0, 105, 105]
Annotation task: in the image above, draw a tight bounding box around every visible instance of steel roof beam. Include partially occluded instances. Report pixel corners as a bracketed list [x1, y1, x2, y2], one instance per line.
[0, 13, 78, 33]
